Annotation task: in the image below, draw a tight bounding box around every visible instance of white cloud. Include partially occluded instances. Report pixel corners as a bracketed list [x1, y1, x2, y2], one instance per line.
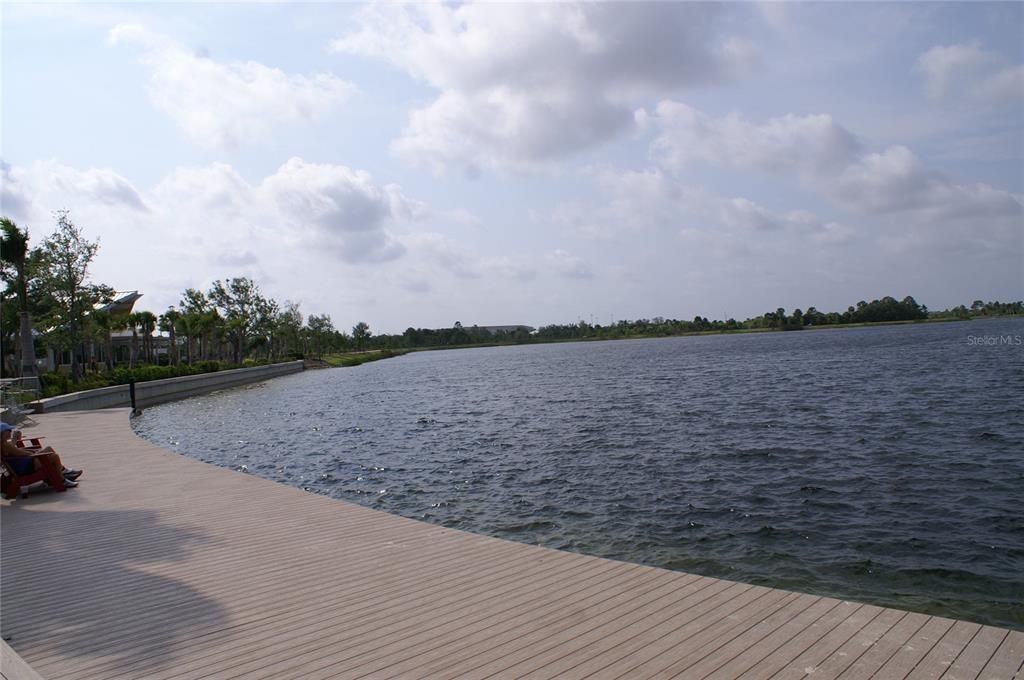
[444, 208, 482, 228]
[917, 44, 1023, 105]
[3, 157, 453, 322]
[1, 161, 33, 223]
[259, 158, 413, 263]
[648, 101, 1023, 221]
[833, 146, 1023, 218]
[403, 232, 481, 279]
[974, 65, 1024, 104]
[719, 198, 783, 232]
[402, 232, 537, 282]
[545, 249, 593, 280]
[333, 2, 756, 172]
[568, 166, 850, 245]
[14, 157, 419, 271]
[2, 160, 149, 225]
[154, 162, 253, 215]
[649, 101, 860, 177]
[108, 23, 354, 149]
[917, 44, 992, 100]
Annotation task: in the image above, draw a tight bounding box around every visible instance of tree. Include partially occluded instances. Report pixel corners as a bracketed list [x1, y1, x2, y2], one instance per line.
[126, 312, 141, 368]
[277, 301, 303, 358]
[136, 310, 157, 364]
[37, 211, 109, 383]
[198, 309, 223, 361]
[176, 312, 200, 365]
[0, 218, 40, 383]
[159, 308, 181, 365]
[352, 321, 371, 350]
[209, 277, 268, 364]
[306, 314, 335, 358]
[251, 296, 279, 360]
[179, 288, 228, 361]
[790, 308, 804, 328]
[89, 309, 117, 371]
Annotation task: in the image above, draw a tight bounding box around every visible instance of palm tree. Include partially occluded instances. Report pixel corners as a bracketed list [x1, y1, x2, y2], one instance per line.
[0, 218, 39, 385]
[136, 311, 157, 364]
[90, 309, 114, 371]
[199, 309, 222, 361]
[126, 312, 141, 368]
[159, 309, 181, 365]
[176, 312, 199, 365]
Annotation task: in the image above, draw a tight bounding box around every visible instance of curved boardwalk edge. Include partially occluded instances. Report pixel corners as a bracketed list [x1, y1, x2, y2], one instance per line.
[1, 409, 1021, 680]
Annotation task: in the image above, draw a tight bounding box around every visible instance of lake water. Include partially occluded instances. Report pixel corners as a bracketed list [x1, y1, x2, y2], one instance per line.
[133, 317, 1024, 630]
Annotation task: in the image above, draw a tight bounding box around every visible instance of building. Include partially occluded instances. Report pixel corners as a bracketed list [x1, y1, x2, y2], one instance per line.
[44, 291, 145, 371]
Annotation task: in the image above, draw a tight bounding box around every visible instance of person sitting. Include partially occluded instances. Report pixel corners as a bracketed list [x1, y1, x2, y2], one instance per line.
[0, 422, 81, 489]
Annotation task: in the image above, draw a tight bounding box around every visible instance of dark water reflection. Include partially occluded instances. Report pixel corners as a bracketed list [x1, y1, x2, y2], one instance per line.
[134, 318, 1024, 629]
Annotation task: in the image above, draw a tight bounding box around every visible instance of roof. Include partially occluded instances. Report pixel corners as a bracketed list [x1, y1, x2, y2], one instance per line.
[95, 291, 143, 316]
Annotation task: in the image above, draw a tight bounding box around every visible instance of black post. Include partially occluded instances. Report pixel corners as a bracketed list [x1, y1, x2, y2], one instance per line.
[129, 379, 137, 411]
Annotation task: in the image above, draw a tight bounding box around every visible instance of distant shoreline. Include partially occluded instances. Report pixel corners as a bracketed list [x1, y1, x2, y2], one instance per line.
[399, 314, 1021, 354]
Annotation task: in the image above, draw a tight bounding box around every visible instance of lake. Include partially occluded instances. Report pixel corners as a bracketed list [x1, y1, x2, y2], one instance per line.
[133, 317, 1024, 630]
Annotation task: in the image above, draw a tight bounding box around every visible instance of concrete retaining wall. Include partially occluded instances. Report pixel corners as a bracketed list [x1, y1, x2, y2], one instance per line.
[31, 361, 304, 413]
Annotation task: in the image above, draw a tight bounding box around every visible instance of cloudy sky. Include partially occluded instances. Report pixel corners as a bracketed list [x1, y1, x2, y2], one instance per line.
[3, 2, 1021, 333]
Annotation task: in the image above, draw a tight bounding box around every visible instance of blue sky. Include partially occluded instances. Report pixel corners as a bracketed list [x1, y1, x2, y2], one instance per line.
[3, 2, 1021, 333]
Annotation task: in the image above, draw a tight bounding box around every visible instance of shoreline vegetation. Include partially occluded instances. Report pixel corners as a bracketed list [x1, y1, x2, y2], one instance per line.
[2, 213, 1021, 398]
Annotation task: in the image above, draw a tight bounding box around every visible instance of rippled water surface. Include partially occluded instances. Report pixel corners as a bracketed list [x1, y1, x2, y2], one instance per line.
[134, 318, 1024, 629]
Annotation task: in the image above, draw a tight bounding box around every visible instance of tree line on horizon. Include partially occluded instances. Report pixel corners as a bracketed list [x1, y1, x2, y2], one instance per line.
[379, 295, 1019, 347]
[3, 212, 1021, 387]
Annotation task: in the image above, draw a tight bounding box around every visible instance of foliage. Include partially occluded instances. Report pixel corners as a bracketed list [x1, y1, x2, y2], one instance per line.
[1, 217, 30, 309]
[306, 314, 336, 358]
[352, 321, 371, 350]
[0, 217, 42, 378]
[34, 211, 113, 382]
[40, 360, 229, 397]
[321, 349, 405, 368]
[209, 277, 273, 364]
[932, 299, 1023, 319]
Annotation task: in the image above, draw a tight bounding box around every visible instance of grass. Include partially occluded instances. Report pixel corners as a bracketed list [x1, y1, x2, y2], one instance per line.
[320, 349, 409, 367]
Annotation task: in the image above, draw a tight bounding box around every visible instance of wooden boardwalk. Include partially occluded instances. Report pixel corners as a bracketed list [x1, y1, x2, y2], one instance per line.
[1, 409, 1021, 680]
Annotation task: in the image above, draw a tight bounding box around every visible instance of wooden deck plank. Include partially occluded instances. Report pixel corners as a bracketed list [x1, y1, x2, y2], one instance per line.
[523, 580, 753, 679]
[15, 519, 518, 640]
[576, 587, 796, 679]
[299, 566, 672, 680]
[357, 565, 691, 680]
[977, 630, 1024, 680]
[52, 539, 545, 680]
[869, 616, 957, 679]
[459, 587, 792, 680]
[497, 577, 734, 680]
[827, 611, 931, 679]
[16, 526, 509, 646]
[1, 409, 1020, 680]
[381, 570, 706, 680]
[179, 551, 621, 680]
[700, 596, 847, 680]
[719, 600, 868, 680]
[905, 620, 983, 680]
[940, 626, 1008, 680]
[659, 593, 824, 679]
[765, 604, 889, 679]
[1, 639, 45, 680]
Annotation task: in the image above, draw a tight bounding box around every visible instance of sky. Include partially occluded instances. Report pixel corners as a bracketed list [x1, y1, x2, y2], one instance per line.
[2, 2, 1022, 334]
